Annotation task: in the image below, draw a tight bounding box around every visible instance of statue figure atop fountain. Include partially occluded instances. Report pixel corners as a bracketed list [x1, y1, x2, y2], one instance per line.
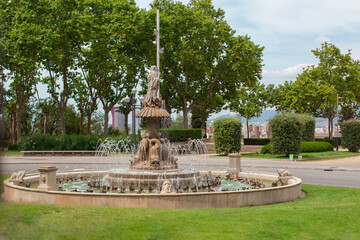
[131, 66, 177, 170]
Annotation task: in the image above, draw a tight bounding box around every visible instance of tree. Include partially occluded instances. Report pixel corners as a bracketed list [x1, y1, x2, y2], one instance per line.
[151, 0, 263, 128]
[281, 42, 360, 138]
[229, 83, 267, 138]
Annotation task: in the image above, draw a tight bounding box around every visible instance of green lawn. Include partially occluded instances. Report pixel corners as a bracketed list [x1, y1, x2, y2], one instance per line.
[1, 174, 360, 239]
[241, 151, 360, 160]
[0, 150, 21, 155]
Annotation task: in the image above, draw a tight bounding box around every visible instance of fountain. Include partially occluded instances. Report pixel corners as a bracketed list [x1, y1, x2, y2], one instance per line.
[2, 66, 302, 208]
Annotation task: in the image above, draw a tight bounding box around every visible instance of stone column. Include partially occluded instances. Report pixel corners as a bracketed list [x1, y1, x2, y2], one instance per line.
[228, 153, 242, 172]
[38, 166, 58, 191]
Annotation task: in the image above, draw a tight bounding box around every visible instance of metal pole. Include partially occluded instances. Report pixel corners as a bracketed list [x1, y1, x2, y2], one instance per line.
[336, 94, 339, 151]
[156, 9, 160, 98]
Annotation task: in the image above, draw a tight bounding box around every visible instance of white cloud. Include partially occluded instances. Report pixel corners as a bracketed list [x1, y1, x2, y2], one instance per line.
[262, 63, 310, 85]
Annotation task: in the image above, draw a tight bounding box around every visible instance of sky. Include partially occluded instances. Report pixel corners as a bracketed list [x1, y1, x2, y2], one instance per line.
[136, 0, 360, 85]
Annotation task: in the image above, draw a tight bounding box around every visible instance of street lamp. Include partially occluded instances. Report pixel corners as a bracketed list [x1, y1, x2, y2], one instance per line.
[124, 87, 143, 155]
[336, 94, 342, 151]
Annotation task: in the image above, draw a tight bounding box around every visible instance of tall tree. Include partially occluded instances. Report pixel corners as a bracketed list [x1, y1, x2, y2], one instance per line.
[151, 0, 263, 128]
[229, 83, 267, 139]
[282, 42, 360, 138]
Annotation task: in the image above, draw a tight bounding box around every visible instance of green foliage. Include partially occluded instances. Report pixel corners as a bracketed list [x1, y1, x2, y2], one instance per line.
[260, 143, 273, 154]
[19, 135, 100, 151]
[161, 129, 201, 142]
[261, 141, 333, 154]
[213, 118, 242, 155]
[290, 113, 315, 141]
[301, 141, 334, 152]
[341, 120, 360, 152]
[315, 138, 341, 147]
[244, 138, 271, 145]
[269, 114, 302, 156]
[7, 144, 19, 151]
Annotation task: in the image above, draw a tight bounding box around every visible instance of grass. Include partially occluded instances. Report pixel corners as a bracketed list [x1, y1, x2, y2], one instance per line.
[0, 150, 21, 155]
[1, 174, 360, 239]
[241, 151, 360, 159]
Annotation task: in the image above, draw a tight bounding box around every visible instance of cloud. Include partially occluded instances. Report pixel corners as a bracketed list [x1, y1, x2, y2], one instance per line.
[262, 63, 310, 85]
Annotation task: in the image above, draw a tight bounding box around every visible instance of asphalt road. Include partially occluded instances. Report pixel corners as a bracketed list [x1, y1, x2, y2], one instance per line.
[1, 154, 360, 188]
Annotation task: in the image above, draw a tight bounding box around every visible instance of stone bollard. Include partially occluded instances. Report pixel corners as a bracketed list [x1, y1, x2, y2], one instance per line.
[228, 153, 242, 176]
[38, 166, 58, 191]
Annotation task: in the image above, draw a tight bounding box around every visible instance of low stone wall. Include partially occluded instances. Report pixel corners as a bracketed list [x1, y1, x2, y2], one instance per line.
[3, 171, 302, 209]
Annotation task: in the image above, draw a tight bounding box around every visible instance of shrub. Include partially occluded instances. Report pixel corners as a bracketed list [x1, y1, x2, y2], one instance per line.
[293, 114, 315, 141]
[269, 114, 302, 156]
[341, 120, 360, 152]
[19, 135, 100, 151]
[213, 118, 242, 155]
[161, 129, 201, 142]
[301, 141, 333, 152]
[261, 143, 273, 154]
[7, 144, 19, 150]
[244, 138, 271, 145]
[315, 138, 341, 147]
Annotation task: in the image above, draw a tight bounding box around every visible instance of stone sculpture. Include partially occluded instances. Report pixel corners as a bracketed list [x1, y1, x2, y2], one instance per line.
[272, 169, 293, 186]
[130, 65, 177, 170]
[160, 180, 173, 194]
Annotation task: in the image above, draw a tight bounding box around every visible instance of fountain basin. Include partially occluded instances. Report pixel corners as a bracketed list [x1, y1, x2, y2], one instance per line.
[3, 170, 302, 209]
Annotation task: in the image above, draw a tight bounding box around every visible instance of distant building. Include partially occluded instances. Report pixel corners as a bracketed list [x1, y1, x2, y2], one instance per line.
[243, 122, 271, 138]
[111, 107, 126, 130]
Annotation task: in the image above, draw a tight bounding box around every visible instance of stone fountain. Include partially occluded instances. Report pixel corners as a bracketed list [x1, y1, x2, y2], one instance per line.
[105, 66, 201, 187]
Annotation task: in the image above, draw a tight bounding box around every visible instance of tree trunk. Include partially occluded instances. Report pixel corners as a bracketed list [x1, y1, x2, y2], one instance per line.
[79, 113, 84, 134]
[124, 113, 129, 135]
[15, 104, 22, 144]
[104, 109, 109, 135]
[59, 106, 66, 135]
[87, 112, 92, 135]
[328, 118, 334, 139]
[247, 118, 250, 139]
[183, 108, 189, 128]
[11, 112, 16, 144]
[44, 114, 48, 135]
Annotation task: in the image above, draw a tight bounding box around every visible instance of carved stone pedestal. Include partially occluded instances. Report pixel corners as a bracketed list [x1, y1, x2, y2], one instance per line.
[228, 153, 242, 173]
[38, 166, 58, 191]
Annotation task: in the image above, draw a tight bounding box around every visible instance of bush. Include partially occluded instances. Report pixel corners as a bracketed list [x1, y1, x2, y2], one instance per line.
[7, 144, 19, 150]
[341, 120, 360, 152]
[261, 143, 273, 154]
[213, 118, 242, 155]
[161, 129, 201, 142]
[269, 114, 302, 156]
[315, 138, 341, 147]
[19, 135, 101, 151]
[301, 141, 333, 152]
[292, 114, 315, 141]
[244, 138, 271, 145]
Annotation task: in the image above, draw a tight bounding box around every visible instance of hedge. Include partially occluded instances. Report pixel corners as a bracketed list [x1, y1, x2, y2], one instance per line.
[19, 135, 101, 151]
[315, 138, 341, 147]
[341, 120, 360, 152]
[290, 114, 315, 141]
[244, 138, 271, 145]
[269, 114, 302, 156]
[261, 141, 334, 154]
[213, 118, 242, 155]
[161, 129, 201, 142]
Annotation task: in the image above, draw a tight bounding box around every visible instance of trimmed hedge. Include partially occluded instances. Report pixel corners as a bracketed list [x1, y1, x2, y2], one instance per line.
[301, 141, 334, 152]
[213, 118, 242, 155]
[315, 138, 341, 147]
[19, 135, 101, 151]
[291, 114, 315, 142]
[341, 120, 360, 152]
[161, 129, 201, 142]
[244, 138, 271, 145]
[261, 141, 334, 154]
[269, 114, 302, 155]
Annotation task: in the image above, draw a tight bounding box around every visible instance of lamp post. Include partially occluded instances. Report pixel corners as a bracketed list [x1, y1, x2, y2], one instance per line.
[336, 94, 341, 151]
[124, 87, 144, 155]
